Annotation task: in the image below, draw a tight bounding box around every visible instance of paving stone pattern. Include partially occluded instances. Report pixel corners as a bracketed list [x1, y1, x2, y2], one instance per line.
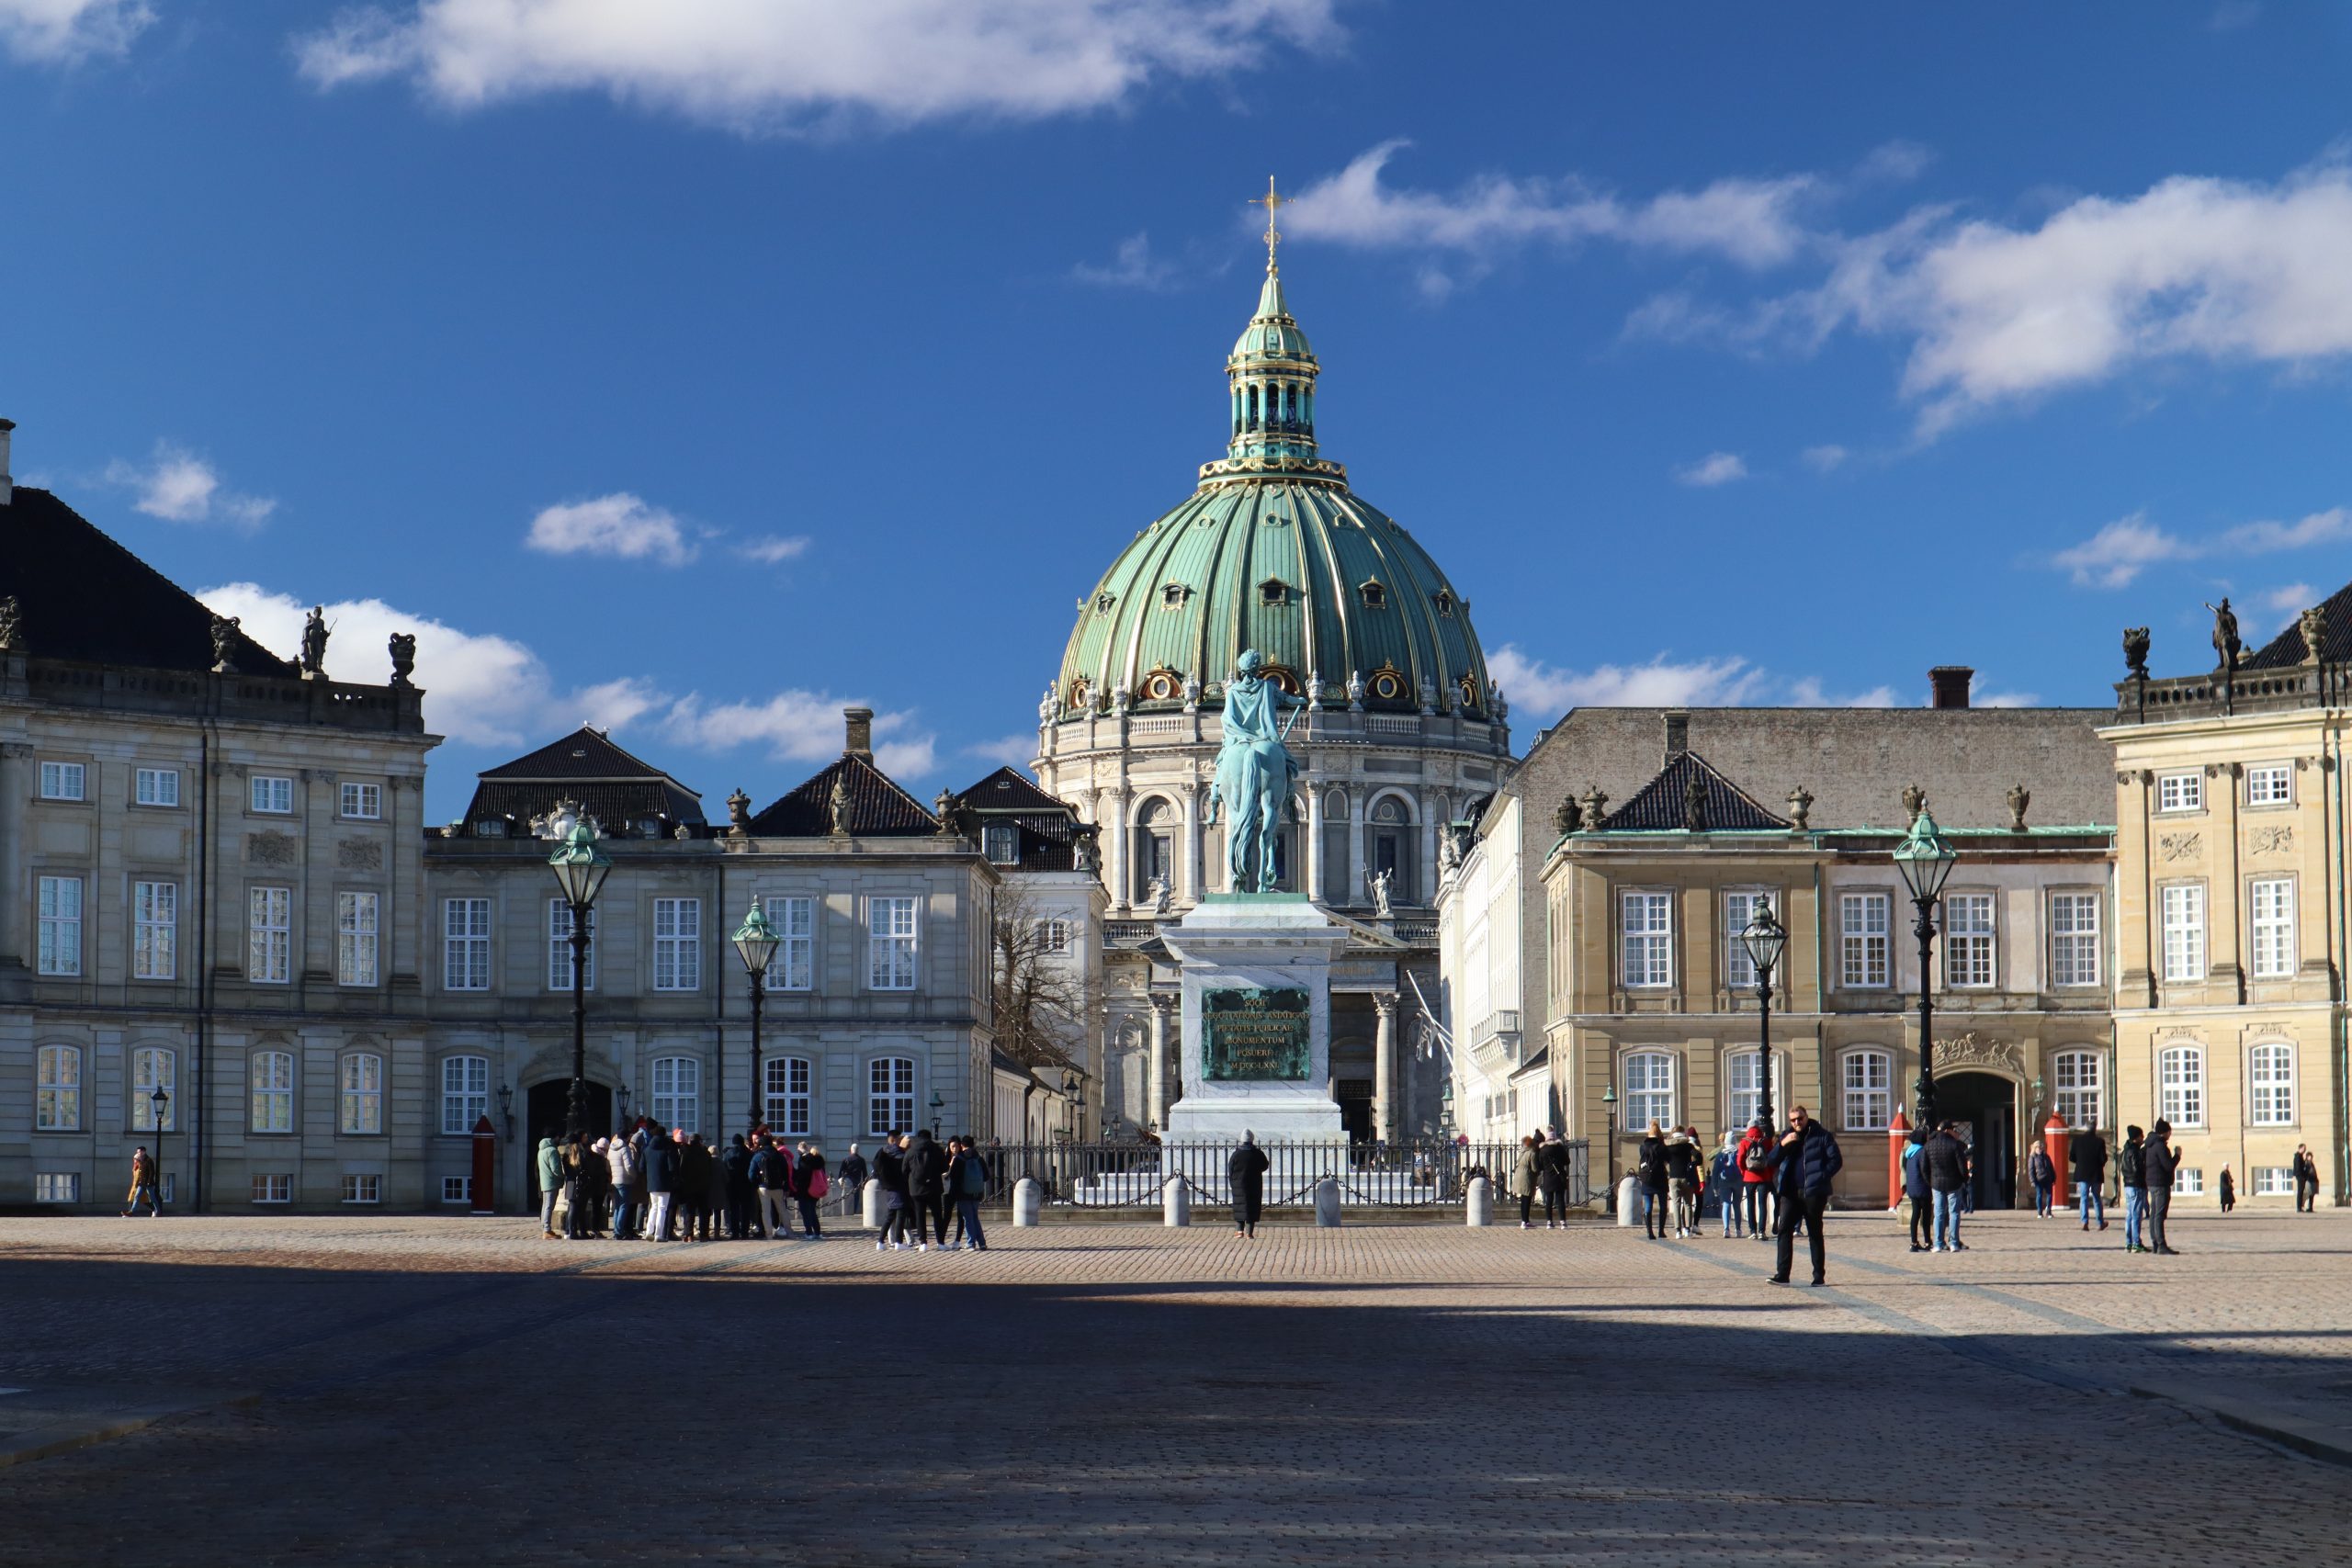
[2, 1210, 2349, 1565]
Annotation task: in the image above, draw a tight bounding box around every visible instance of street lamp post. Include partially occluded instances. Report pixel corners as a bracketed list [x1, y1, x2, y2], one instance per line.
[731, 897, 782, 1137]
[545, 805, 614, 1145]
[1059, 1067, 1082, 1140]
[1739, 903, 1788, 1134]
[1893, 804, 1961, 1133]
[150, 1086, 170, 1211]
[930, 1089, 947, 1139]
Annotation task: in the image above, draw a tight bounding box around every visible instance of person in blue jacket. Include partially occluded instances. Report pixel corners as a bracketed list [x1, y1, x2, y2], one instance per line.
[1768, 1104, 1844, 1287]
[1903, 1128, 1932, 1253]
[1707, 1133, 1746, 1237]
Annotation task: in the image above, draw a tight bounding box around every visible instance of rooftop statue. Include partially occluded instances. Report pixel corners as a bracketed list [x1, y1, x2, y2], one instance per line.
[1203, 649, 1303, 894]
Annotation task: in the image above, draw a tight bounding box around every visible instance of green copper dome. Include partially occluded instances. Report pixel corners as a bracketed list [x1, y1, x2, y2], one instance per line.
[1056, 264, 1495, 721]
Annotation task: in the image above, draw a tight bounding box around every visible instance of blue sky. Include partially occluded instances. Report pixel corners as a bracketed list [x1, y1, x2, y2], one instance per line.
[8, 2, 2352, 821]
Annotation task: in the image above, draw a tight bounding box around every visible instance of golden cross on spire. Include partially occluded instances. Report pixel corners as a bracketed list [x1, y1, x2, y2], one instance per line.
[1252, 175, 1288, 273]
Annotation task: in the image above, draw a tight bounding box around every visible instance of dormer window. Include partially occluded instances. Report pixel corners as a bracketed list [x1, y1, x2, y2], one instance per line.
[1095, 592, 1117, 615]
[472, 819, 507, 839]
[1433, 590, 1455, 617]
[1359, 580, 1387, 611]
[1260, 578, 1291, 608]
[1160, 583, 1190, 609]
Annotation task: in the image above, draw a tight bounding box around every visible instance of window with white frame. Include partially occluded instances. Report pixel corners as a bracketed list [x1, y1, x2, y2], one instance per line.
[1724, 890, 1774, 991]
[339, 782, 381, 819]
[2052, 893, 2101, 987]
[341, 1174, 381, 1204]
[440, 1055, 490, 1135]
[2250, 878, 2296, 979]
[37, 875, 82, 976]
[2160, 884, 2206, 983]
[132, 1046, 175, 1131]
[651, 1055, 701, 1134]
[1041, 919, 1071, 954]
[867, 897, 918, 991]
[1840, 892, 1890, 987]
[250, 774, 294, 814]
[2053, 1049, 2102, 1130]
[2245, 764, 2291, 806]
[441, 1176, 473, 1204]
[251, 1174, 292, 1204]
[1942, 892, 1995, 988]
[2175, 1168, 2205, 1196]
[2156, 773, 2202, 813]
[251, 1050, 295, 1133]
[1726, 1049, 1780, 1133]
[548, 898, 596, 991]
[39, 761, 85, 800]
[340, 1053, 384, 1134]
[35, 1173, 81, 1203]
[135, 767, 179, 807]
[443, 897, 492, 991]
[36, 1043, 81, 1130]
[765, 1055, 812, 1136]
[1620, 891, 1673, 988]
[132, 880, 176, 980]
[2249, 1042, 2296, 1126]
[336, 892, 379, 987]
[653, 897, 701, 991]
[759, 896, 814, 990]
[1842, 1049, 1893, 1131]
[867, 1055, 916, 1135]
[248, 886, 291, 984]
[2254, 1167, 2295, 1196]
[2158, 1044, 2204, 1128]
[1623, 1050, 1675, 1130]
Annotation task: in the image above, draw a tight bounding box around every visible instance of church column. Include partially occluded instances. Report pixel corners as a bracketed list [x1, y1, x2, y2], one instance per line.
[1342, 788, 1362, 908]
[1180, 782, 1201, 903]
[1419, 792, 1441, 906]
[1148, 992, 1175, 1131]
[1105, 786, 1132, 910]
[1373, 991, 1399, 1143]
[1305, 780, 1324, 902]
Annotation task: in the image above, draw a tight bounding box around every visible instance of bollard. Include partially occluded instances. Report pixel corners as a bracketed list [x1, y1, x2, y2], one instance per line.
[1617, 1175, 1640, 1228]
[862, 1178, 886, 1230]
[1465, 1175, 1493, 1227]
[1163, 1178, 1192, 1227]
[1012, 1178, 1043, 1227]
[1314, 1177, 1342, 1227]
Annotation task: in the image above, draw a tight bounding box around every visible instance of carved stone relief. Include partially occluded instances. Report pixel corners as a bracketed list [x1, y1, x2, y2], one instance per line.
[2157, 831, 2200, 862]
[337, 837, 384, 871]
[1932, 1033, 2020, 1074]
[247, 831, 300, 866]
[2251, 825, 2293, 855]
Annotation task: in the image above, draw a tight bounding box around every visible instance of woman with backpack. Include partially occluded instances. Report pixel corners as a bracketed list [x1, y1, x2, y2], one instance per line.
[1709, 1132, 1745, 1238]
[794, 1143, 829, 1238]
[1736, 1118, 1777, 1243]
[1637, 1121, 1670, 1240]
[945, 1137, 990, 1251]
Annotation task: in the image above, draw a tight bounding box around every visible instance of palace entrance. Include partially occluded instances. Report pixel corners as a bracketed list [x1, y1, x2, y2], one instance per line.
[1935, 1071, 2017, 1210]
[523, 1078, 614, 1210]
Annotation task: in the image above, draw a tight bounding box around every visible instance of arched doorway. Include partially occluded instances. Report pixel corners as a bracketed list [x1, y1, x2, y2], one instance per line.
[523, 1078, 615, 1210]
[1936, 1072, 2018, 1210]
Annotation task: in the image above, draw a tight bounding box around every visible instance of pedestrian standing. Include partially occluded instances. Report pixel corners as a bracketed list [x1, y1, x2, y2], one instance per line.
[946, 1137, 990, 1252]
[1925, 1121, 1970, 1253]
[1538, 1130, 1571, 1231]
[2119, 1124, 2148, 1253]
[1637, 1121, 1669, 1240]
[122, 1145, 161, 1217]
[2072, 1123, 2109, 1232]
[1768, 1105, 1842, 1287]
[2144, 1119, 2180, 1256]
[605, 1133, 640, 1240]
[642, 1122, 677, 1240]
[1513, 1135, 1541, 1230]
[903, 1128, 950, 1249]
[2292, 1144, 2319, 1213]
[840, 1143, 870, 1212]
[796, 1144, 829, 1239]
[874, 1132, 913, 1250]
[724, 1134, 756, 1239]
[1736, 1118, 1777, 1242]
[1664, 1128, 1701, 1239]
[2219, 1164, 2235, 1213]
[1902, 1128, 1932, 1253]
[1709, 1133, 1744, 1238]
[748, 1136, 786, 1238]
[536, 1135, 563, 1238]
[2029, 1145, 2056, 1218]
[1229, 1130, 1270, 1237]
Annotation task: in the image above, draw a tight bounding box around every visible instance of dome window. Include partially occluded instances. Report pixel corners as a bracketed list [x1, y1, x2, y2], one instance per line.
[1095, 592, 1117, 615]
[1433, 590, 1455, 617]
[1159, 583, 1191, 610]
[1457, 675, 1481, 714]
[1369, 666, 1408, 703]
[1358, 580, 1387, 611]
[1262, 665, 1304, 696]
[1259, 578, 1292, 608]
[1140, 670, 1183, 702]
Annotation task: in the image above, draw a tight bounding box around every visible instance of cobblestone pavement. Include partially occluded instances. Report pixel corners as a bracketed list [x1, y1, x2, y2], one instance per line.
[4, 1209, 2350, 1566]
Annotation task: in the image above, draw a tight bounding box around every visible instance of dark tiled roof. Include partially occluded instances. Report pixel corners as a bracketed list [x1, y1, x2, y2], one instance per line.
[962, 767, 1080, 870]
[959, 765, 1066, 813]
[747, 752, 942, 837]
[0, 487, 295, 674]
[1598, 750, 1790, 831]
[461, 726, 706, 829]
[2245, 581, 2352, 669]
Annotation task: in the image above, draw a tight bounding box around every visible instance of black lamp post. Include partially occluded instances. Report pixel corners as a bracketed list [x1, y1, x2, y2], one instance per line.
[1061, 1067, 1084, 1140]
[1739, 902, 1788, 1134]
[731, 896, 781, 1136]
[1893, 803, 1960, 1132]
[545, 804, 614, 1144]
[929, 1089, 946, 1139]
[150, 1086, 170, 1210]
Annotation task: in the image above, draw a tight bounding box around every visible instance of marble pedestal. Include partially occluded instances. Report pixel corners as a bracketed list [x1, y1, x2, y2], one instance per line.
[1162, 894, 1347, 1143]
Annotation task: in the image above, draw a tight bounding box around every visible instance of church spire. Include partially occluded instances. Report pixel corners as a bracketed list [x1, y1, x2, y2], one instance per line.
[1218, 175, 1327, 474]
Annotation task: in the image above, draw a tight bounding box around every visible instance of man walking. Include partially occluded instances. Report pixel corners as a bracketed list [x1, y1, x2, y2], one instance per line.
[2144, 1120, 2181, 1255]
[2119, 1124, 2148, 1253]
[122, 1145, 161, 1217]
[2072, 1122, 2109, 1232]
[2293, 1144, 2320, 1213]
[1768, 1105, 1842, 1287]
[1925, 1120, 1971, 1253]
[1229, 1131, 1270, 1238]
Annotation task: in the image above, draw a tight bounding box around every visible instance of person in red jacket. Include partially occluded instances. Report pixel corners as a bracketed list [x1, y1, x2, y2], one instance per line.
[1735, 1118, 1778, 1244]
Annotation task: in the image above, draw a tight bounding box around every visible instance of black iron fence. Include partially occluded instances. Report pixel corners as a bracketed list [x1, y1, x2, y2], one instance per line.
[967, 1139, 1589, 1210]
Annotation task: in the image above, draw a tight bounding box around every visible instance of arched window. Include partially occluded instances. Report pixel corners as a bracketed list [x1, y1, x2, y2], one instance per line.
[2249, 1043, 2296, 1126]
[1623, 1051, 1676, 1130]
[1725, 1049, 1781, 1133]
[1841, 1049, 1892, 1131]
[766, 1055, 812, 1136]
[868, 1055, 916, 1137]
[132, 1046, 176, 1132]
[1133, 796, 1174, 902]
[2053, 1049, 2102, 1130]
[2158, 1044, 2204, 1129]
[251, 1050, 295, 1133]
[36, 1044, 81, 1131]
[340, 1052, 384, 1135]
[440, 1054, 490, 1135]
[1368, 795, 1416, 906]
[651, 1055, 701, 1135]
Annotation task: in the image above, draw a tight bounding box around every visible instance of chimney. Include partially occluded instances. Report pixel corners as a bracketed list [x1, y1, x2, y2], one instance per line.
[843, 705, 875, 759]
[0, 417, 14, 505]
[1663, 711, 1690, 761]
[1928, 666, 1973, 710]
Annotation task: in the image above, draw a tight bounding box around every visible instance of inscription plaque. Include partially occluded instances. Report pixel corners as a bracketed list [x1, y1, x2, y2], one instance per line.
[1202, 986, 1310, 1081]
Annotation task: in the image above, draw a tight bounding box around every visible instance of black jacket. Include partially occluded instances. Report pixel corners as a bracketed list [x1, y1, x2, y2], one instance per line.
[874, 1145, 907, 1196]
[903, 1133, 948, 1198]
[1227, 1143, 1271, 1219]
[1663, 1139, 1701, 1185]
[793, 1153, 826, 1197]
[643, 1138, 676, 1194]
[1537, 1139, 1571, 1190]
[1772, 1122, 1844, 1201]
[946, 1149, 989, 1200]
[1635, 1136, 1668, 1190]
[2119, 1137, 2147, 1188]
[2071, 1133, 2108, 1185]
[839, 1154, 869, 1190]
[748, 1148, 786, 1190]
[1923, 1132, 1971, 1193]
[724, 1144, 753, 1191]
[2144, 1136, 2178, 1191]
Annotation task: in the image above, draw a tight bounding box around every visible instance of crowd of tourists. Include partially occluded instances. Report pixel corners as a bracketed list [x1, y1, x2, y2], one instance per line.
[534, 1121, 840, 1242]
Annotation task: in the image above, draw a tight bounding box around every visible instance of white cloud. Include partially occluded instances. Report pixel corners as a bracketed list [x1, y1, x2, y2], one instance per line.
[1801, 444, 1849, 473]
[293, 0, 1341, 133]
[1072, 231, 1182, 290]
[2210, 1, 2260, 30]
[1489, 646, 1767, 715]
[736, 534, 811, 566]
[0, 0, 151, 63]
[1783, 677, 1899, 708]
[663, 691, 936, 779]
[104, 442, 276, 529]
[2050, 505, 2352, 588]
[1675, 451, 1747, 487]
[526, 492, 696, 566]
[962, 733, 1038, 770]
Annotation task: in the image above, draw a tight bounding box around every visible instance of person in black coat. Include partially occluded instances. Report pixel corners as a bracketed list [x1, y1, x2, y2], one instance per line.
[873, 1134, 912, 1249]
[2071, 1125, 2109, 1231]
[1769, 1106, 1843, 1286]
[902, 1129, 951, 1247]
[1923, 1123, 1971, 1253]
[1635, 1122, 1670, 1240]
[723, 1134, 755, 1239]
[1228, 1132, 1271, 1237]
[2293, 1144, 2320, 1213]
[1537, 1132, 1571, 1231]
[642, 1128, 677, 1242]
[2144, 1120, 2181, 1255]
